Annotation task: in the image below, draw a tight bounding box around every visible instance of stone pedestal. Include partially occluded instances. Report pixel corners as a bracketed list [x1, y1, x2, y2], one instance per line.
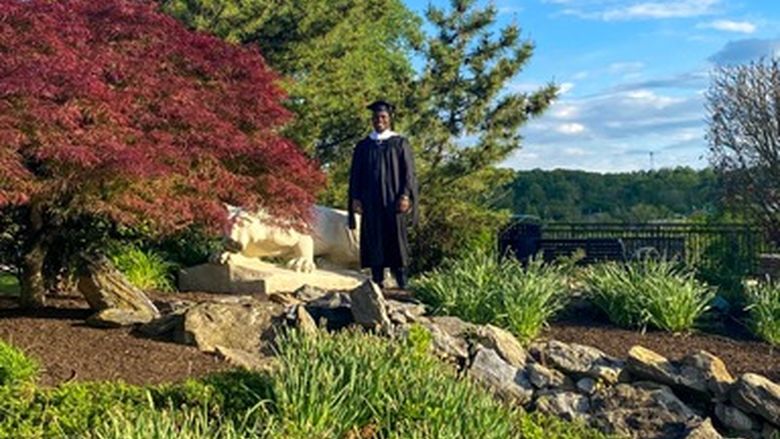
[178, 258, 367, 295]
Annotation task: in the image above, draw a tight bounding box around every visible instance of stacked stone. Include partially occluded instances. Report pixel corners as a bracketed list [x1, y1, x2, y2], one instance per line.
[131, 280, 778, 439]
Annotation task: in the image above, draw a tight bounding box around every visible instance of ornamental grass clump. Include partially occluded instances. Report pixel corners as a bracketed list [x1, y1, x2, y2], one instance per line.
[107, 243, 176, 292]
[745, 280, 780, 346]
[267, 327, 525, 438]
[583, 258, 714, 333]
[264, 328, 608, 439]
[411, 252, 569, 343]
[91, 405, 263, 439]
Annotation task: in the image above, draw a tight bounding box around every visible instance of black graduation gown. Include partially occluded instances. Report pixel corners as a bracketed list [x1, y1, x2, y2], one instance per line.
[348, 135, 418, 268]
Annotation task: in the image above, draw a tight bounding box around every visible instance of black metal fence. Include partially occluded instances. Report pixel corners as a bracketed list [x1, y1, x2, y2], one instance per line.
[499, 220, 773, 271]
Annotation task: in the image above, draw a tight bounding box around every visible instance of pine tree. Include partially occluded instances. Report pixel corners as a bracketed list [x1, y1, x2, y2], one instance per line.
[403, 0, 557, 270]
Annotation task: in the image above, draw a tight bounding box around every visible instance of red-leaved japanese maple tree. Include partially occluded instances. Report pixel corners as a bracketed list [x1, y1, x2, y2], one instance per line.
[0, 0, 324, 307]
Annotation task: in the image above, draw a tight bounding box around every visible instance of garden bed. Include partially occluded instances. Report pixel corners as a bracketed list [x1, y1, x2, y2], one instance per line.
[0, 290, 775, 389]
[0, 295, 230, 387]
[546, 307, 780, 381]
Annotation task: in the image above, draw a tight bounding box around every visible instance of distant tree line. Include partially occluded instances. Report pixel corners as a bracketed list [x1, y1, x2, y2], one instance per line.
[500, 167, 718, 223]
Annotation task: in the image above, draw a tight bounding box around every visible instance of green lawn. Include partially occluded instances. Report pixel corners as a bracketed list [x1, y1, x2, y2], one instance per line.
[0, 273, 19, 296]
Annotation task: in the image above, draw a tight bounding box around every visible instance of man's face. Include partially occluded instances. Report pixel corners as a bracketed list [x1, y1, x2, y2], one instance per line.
[372, 110, 391, 133]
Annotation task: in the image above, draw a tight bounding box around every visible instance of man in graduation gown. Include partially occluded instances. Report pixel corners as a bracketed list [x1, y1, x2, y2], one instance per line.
[348, 100, 418, 289]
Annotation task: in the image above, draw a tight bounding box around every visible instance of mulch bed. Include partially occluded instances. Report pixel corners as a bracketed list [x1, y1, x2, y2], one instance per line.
[0, 295, 231, 387]
[544, 307, 780, 381]
[0, 290, 777, 388]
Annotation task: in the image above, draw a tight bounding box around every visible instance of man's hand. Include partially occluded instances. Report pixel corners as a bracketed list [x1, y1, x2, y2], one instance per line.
[397, 195, 411, 213]
[353, 199, 363, 214]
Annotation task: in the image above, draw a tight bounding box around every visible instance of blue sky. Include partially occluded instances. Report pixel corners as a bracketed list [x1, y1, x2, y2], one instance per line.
[403, 0, 780, 172]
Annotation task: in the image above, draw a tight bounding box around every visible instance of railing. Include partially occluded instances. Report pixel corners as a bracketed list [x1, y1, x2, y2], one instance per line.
[499, 220, 774, 271]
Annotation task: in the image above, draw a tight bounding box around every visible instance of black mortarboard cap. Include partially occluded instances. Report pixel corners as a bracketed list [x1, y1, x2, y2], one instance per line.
[367, 99, 395, 114]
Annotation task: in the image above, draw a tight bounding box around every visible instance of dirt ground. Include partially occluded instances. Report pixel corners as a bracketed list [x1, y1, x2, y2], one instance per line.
[0, 293, 776, 387]
[0, 295, 230, 387]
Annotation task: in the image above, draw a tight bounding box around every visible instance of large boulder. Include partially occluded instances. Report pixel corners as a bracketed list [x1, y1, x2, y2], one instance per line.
[531, 340, 624, 383]
[78, 255, 159, 326]
[473, 324, 528, 368]
[468, 346, 534, 405]
[173, 301, 283, 353]
[526, 361, 574, 391]
[86, 308, 157, 328]
[590, 382, 701, 439]
[534, 391, 591, 422]
[683, 418, 723, 439]
[293, 284, 328, 302]
[729, 373, 780, 426]
[304, 291, 353, 330]
[349, 281, 391, 332]
[714, 403, 761, 434]
[138, 310, 187, 337]
[627, 346, 734, 399]
[293, 304, 318, 336]
[386, 299, 426, 325]
[682, 351, 734, 399]
[429, 316, 477, 339]
[422, 322, 469, 363]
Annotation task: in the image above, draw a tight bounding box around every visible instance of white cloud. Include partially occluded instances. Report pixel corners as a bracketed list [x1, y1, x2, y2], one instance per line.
[556, 123, 586, 134]
[552, 104, 579, 119]
[698, 20, 756, 34]
[572, 71, 590, 80]
[609, 62, 645, 74]
[504, 78, 708, 172]
[545, 0, 722, 21]
[558, 82, 575, 94]
[624, 90, 683, 108]
[563, 147, 589, 156]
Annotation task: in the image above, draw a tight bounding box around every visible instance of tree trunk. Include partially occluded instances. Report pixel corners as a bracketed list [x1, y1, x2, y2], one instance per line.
[19, 205, 47, 308]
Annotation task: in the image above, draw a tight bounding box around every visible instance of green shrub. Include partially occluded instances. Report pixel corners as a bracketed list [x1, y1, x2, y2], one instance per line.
[745, 280, 780, 345]
[155, 226, 223, 269]
[0, 381, 148, 437]
[583, 258, 715, 333]
[0, 340, 39, 386]
[694, 234, 754, 310]
[412, 252, 569, 343]
[0, 273, 19, 296]
[107, 243, 176, 292]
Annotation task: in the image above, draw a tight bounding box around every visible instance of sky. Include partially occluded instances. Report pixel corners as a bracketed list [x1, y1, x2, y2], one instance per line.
[403, 0, 780, 173]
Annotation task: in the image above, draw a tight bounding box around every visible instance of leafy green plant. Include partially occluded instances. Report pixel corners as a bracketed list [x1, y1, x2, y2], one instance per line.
[0, 331, 611, 439]
[412, 252, 569, 343]
[0, 340, 38, 386]
[90, 404, 269, 439]
[745, 280, 780, 345]
[0, 273, 19, 296]
[583, 258, 715, 333]
[265, 328, 607, 439]
[107, 243, 176, 292]
[694, 234, 754, 310]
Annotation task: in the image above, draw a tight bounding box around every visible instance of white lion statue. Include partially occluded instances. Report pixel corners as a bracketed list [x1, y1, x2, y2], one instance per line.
[215, 205, 360, 273]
